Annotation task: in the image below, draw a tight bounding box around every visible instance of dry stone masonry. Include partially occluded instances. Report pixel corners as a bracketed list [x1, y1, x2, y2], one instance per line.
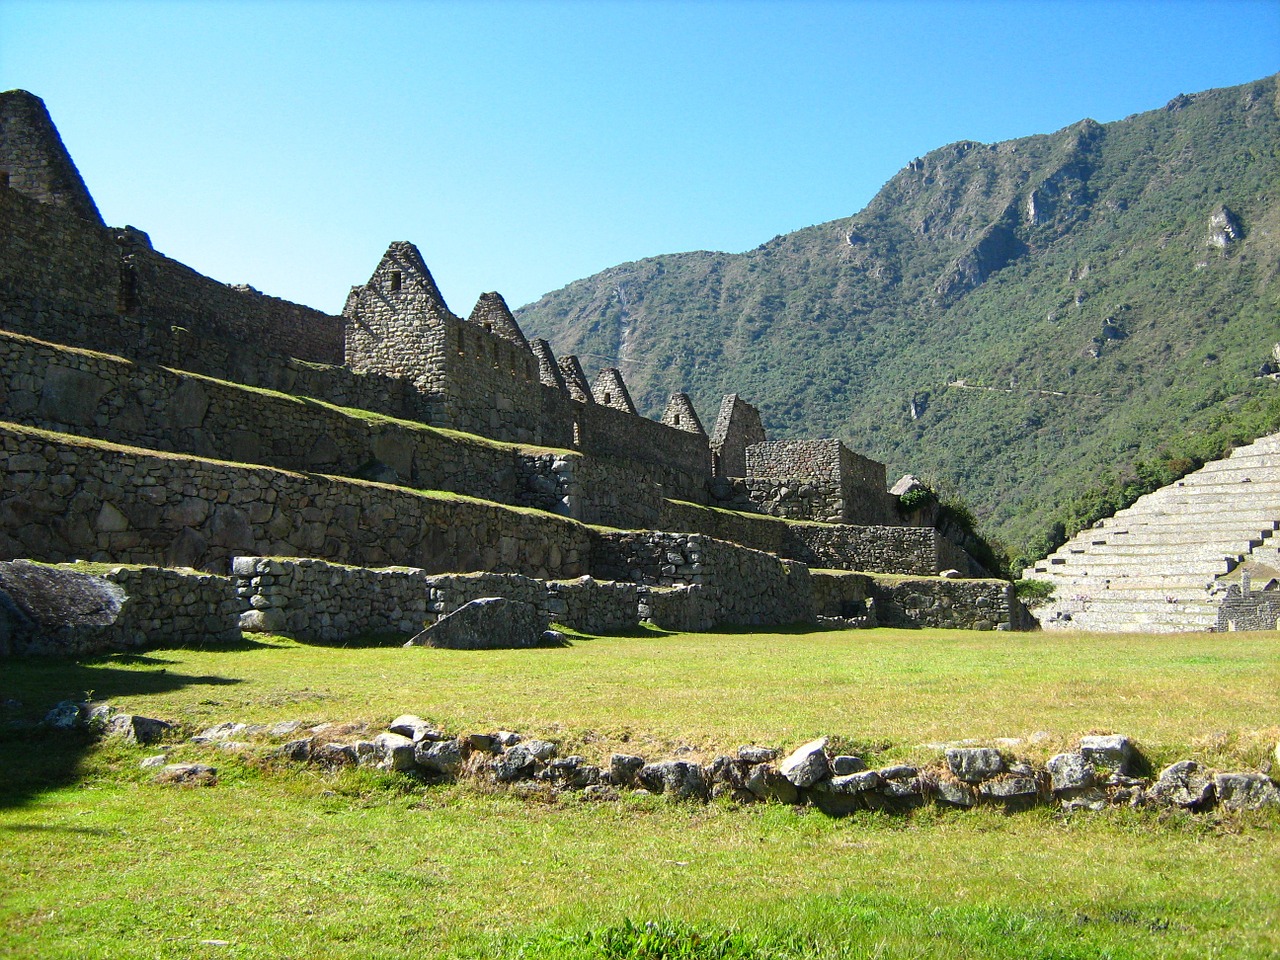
[1027, 432, 1280, 632]
[0, 88, 1027, 653]
[41, 701, 1280, 817]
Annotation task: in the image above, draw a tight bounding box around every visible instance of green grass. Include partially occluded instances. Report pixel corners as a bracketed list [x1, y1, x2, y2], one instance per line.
[2, 627, 1278, 958]
[5, 627, 1273, 766]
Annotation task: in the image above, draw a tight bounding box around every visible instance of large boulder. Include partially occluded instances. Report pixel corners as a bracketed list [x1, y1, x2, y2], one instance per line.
[608, 753, 647, 787]
[106, 714, 172, 745]
[636, 761, 709, 801]
[1079, 735, 1135, 776]
[1046, 752, 1096, 792]
[810, 770, 883, 815]
[415, 737, 464, 776]
[0, 561, 126, 655]
[404, 598, 548, 650]
[1151, 760, 1215, 809]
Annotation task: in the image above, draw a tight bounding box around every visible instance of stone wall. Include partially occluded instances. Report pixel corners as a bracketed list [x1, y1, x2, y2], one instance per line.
[589, 531, 816, 629]
[709, 394, 766, 478]
[0, 561, 241, 656]
[869, 576, 1016, 631]
[0, 183, 117, 322]
[787, 523, 958, 576]
[1215, 576, 1280, 631]
[0, 181, 344, 367]
[1, 329, 703, 531]
[0, 423, 593, 578]
[744, 439, 895, 525]
[121, 233, 344, 365]
[657, 500, 959, 577]
[232, 558, 639, 642]
[809, 570, 875, 619]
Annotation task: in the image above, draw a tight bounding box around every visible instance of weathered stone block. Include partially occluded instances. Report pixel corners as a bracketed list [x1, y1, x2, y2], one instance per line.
[779, 737, 830, 788]
[945, 747, 1004, 783]
[1214, 772, 1280, 811]
[405, 597, 547, 650]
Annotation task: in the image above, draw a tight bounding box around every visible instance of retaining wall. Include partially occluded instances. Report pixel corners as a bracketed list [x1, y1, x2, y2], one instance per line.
[0, 330, 685, 530]
[589, 531, 816, 629]
[658, 499, 959, 576]
[0, 423, 592, 578]
[233, 559, 640, 642]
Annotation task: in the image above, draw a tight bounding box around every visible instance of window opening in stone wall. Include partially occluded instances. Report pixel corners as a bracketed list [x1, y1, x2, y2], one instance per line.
[484, 321, 492, 332]
[0, 171, 9, 189]
[389, 271, 402, 292]
[603, 392, 612, 405]
[116, 262, 139, 315]
[673, 413, 681, 425]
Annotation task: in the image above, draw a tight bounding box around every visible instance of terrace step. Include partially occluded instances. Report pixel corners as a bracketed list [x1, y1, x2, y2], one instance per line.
[1023, 430, 1280, 632]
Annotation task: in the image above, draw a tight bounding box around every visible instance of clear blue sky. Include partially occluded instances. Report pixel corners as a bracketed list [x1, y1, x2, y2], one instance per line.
[2, 0, 1277, 315]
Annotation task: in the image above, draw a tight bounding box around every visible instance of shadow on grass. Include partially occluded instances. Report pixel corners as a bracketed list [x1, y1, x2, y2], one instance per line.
[0, 656, 244, 811]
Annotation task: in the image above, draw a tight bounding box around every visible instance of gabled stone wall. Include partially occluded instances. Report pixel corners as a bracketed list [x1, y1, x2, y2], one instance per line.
[709, 394, 766, 478]
[0, 90, 102, 224]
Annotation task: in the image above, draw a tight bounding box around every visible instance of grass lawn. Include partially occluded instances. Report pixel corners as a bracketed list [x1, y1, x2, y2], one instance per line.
[2, 626, 1278, 958]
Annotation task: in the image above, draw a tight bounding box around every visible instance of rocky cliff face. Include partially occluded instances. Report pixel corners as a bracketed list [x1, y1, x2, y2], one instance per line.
[517, 74, 1280, 560]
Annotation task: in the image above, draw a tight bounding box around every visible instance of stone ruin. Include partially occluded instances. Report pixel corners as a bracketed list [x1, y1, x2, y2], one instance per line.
[0, 89, 1024, 654]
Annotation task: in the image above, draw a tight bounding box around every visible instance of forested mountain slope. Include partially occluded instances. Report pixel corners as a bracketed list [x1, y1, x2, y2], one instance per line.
[517, 74, 1280, 565]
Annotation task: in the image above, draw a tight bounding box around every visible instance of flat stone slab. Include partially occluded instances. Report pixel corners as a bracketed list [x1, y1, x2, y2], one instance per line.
[405, 597, 548, 650]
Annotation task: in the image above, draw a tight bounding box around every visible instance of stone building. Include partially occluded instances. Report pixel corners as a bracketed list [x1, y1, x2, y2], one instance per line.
[0, 89, 1015, 652]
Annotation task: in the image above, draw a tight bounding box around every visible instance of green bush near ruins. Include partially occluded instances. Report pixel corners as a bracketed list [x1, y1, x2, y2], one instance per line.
[2, 628, 1277, 958]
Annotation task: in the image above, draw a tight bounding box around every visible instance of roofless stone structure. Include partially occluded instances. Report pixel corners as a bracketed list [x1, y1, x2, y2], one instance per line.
[0, 89, 1023, 654]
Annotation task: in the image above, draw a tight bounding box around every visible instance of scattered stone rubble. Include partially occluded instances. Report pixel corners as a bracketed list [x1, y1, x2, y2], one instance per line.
[38, 700, 1280, 814]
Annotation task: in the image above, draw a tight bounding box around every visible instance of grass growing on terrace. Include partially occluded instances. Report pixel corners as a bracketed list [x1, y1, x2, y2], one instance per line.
[4, 627, 1275, 767]
[1, 627, 1278, 959]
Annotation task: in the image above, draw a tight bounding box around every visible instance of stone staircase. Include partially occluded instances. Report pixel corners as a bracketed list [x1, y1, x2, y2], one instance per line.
[1024, 433, 1280, 631]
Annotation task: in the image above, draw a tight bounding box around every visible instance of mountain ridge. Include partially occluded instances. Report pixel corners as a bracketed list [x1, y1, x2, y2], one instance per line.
[517, 74, 1280, 565]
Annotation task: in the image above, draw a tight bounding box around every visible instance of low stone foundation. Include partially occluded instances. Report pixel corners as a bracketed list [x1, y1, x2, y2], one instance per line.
[83, 709, 1279, 817]
[231, 558, 640, 643]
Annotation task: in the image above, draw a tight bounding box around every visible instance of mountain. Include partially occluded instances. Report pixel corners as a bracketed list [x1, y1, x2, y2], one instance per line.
[516, 74, 1280, 566]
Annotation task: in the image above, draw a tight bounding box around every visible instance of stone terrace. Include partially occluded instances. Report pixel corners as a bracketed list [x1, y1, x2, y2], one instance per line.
[0, 88, 1017, 653]
[1025, 432, 1280, 632]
